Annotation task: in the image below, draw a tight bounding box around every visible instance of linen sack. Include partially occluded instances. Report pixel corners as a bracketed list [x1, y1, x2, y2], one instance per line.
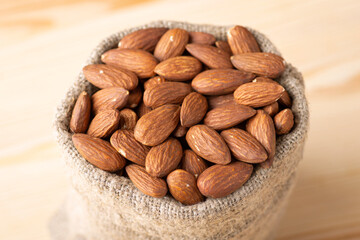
[50, 20, 309, 240]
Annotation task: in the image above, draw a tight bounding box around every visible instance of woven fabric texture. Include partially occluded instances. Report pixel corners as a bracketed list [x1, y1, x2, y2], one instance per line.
[50, 20, 309, 240]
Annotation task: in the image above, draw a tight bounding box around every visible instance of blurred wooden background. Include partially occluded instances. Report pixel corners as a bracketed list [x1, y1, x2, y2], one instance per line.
[0, 0, 360, 239]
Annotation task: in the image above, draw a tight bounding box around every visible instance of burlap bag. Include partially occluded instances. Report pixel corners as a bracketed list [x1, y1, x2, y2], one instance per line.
[50, 20, 309, 240]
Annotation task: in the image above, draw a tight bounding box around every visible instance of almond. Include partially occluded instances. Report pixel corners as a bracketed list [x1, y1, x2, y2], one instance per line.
[143, 76, 166, 90]
[197, 161, 253, 198]
[87, 109, 120, 138]
[207, 93, 236, 109]
[126, 87, 142, 108]
[263, 102, 279, 117]
[204, 103, 256, 130]
[173, 124, 188, 138]
[227, 25, 260, 54]
[234, 82, 285, 108]
[253, 77, 292, 107]
[186, 125, 231, 164]
[134, 104, 180, 146]
[91, 87, 129, 114]
[191, 69, 255, 95]
[119, 108, 138, 130]
[221, 128, 268, 163]
[167, 169, 204, 205]
[110, 129, 149, 166]
[72, 133, 126, 172]
[231, 52, 285, 78]
[83, 64, 138, 90]
[180, 92, 208, 127]
[246, 110, 276, 162]
[143, 82, 191, 108]
[154, 56, 202, 81]
[215, 40, 232, 55]
[126, 164, 167, 198]
[189, 32, 216, 45]
[274, 108, 294, 135]
[181, 149, 207, 178]
[118, 27, 168, 52]
[70, 91, 91, 133]
[101, 48, 158, 78]
[154, 28, 189, 61]
[145, 138, 182, 177]
[186, 43, 233, 69]
[137, 101, 152, 118]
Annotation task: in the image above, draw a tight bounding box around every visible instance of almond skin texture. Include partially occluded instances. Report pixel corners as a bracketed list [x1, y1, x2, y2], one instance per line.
[189, 32, 216, 45]
[231, 52, 285, 78]
[143, 76, 166, 90]
[246, 110, 276, 161]
[145, 138, 183, 177]
[134, 104, 180, 146]
[154, 56, 202, 81]
[207, 94, 236, 109]
[101, 48, 158, 78]
[137, 101, 152, 118]
[197, 161, 253, 198]
[253, 77, 292, 107]
[72, 133, 126, 172]
[181, 150, 207, 178]
[83, 64, 138, 90]
[221, 128, 268, 163]
[192, 69, 255, 95]
[234, 82, 285, 108]
[173, 124, 188, 138]
[274, 108, 294, 135]
[204, 104, 256, 130]
[91, 87, 129, 114]
[186, 43, 233, 69]
[143, 82, 192, 108]
[167, 169, 204, 205]
[118, 27, 168, 52]
[215, 40, 232, 55]
[126, 164, 167, 198]
[186, 125, 231, 165]
[118, 108, 138, 130]
[263, 101, 279, 117]
[180, 92, 208, 127]
[110, 130, 149, 166]
[87, 109, 120, 138]
[126, 87, 142, 108]
[154, 28, 189, 61]
[227, 25, 260, 54]
[70, 91, 91, 133]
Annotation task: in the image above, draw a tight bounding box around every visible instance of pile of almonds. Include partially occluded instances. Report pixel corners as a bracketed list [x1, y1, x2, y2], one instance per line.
[70, 25, 295, 205]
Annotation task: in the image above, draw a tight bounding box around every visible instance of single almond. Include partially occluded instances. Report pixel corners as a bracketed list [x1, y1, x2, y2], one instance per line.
[189, 32, 216, 45]
[274, 108, 294, 135]
[204, 103, 256, 130]
[181, 150, 207, 178]
[137, 101, 152, 118]
[118, 108, 138, 130]
[143, 82, 191, 108]
[70, 91, 91, 133]
[231, 52, 285, 78]
[221, 128, 268, 163]
[154, 28, 189, 61]
[234, 82, 285, 108]
[118, 27, 168, 52]
[134, 104, 180, 146]
[197, 162, 253, 198]
[87, 109, 120, 138]
[145, 138, 183, 177]
[253, 77, 292, 107]
[192, 69, 255, 95]
[91, 87, 129, 114]
[207, 93, 236, 109]
[180, 92, 208, 127]
[227, 25, 260, 54]
[143, 76, 166, 90]
[110, 129, 149, 166]
[215, 40, 232, 55]
[186, 125, 231, 165]
[154, 56, 202, 81]
[173, 124, 188, 138]
[101, 48, 158, 78]
[126, 164, 167, 198]
[263, 102, 279, 117]
[167, 169, 204, 205]
[83, 64, 138, 90]
[186, 43, 233, 69]
[72, 133, 126, 172]
[126, 87, 142, 108]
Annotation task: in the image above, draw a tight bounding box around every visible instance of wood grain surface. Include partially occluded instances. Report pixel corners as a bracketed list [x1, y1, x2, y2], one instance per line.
[0, 0, 360, 239]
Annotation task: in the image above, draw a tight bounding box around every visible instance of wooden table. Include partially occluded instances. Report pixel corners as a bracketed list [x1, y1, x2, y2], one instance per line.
[1, 0, 360, 239]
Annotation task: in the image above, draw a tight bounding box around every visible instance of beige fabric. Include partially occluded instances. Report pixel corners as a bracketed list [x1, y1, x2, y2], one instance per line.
[50, 20, 309, 240]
